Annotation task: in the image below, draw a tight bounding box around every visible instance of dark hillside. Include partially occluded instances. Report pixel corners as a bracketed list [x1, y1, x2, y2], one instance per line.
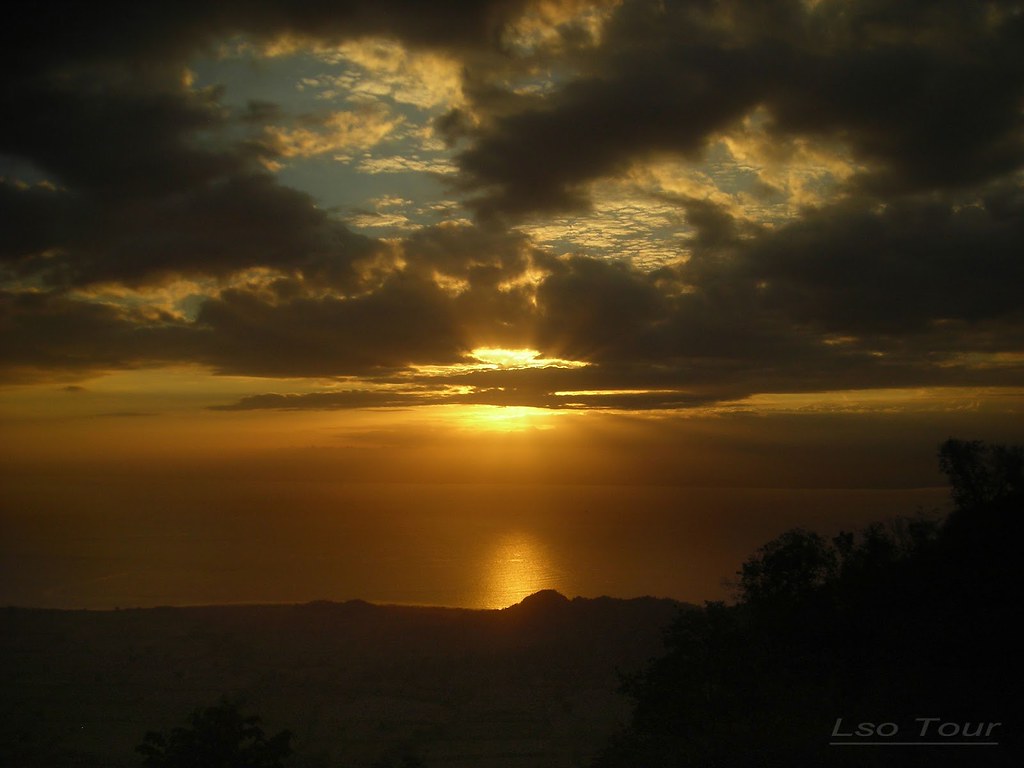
[0, 593, 683, 768]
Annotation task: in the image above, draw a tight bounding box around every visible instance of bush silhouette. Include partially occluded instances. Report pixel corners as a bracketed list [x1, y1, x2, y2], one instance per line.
[137, 699, 292, 768]
[593, 440, 1022, 767]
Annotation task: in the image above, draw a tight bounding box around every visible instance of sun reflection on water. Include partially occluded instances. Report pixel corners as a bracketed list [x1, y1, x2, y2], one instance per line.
[479, 532, 559, 609]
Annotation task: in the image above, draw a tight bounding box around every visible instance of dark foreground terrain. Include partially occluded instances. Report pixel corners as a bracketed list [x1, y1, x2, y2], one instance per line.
[0, 591, 683, 767]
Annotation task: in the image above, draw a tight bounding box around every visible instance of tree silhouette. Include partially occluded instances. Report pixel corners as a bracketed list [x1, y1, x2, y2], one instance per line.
[938, 437, 1023, 510]
[737, 527, 836, 604]
[593, 440, 1023, 768]
[137, 699, 292, 768]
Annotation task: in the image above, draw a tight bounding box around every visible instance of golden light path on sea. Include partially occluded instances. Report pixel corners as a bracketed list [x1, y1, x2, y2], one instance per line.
[478, 532, 560, 609]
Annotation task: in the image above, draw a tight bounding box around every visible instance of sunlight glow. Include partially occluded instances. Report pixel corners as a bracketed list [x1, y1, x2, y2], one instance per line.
[470, 347, 588, 370]
[450, 404, 564, 432]
[717, 387, 1024, 414]
[479, 532, 558, 609]
[407, 348, 588, 379]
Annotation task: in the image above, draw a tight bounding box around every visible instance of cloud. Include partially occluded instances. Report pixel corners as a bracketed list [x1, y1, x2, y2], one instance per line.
[2, 0, 1023, 413]
[191, 272, 469, 377]
[310, 38, 466, 110]
[6, 186, 1024, 399]
[0, 289, 197, 382]
[356, 155, 458, 174]
[1, 173, 381, 288]
[210, 385, 717, 412]
[263, 106, 403, 158]
[739, 187, 1024, 336]
[2, 61, 244, 199]
[451, 0, 1024, 221]
[1, 0, 536, 288]
[765, 2, 1024, 196]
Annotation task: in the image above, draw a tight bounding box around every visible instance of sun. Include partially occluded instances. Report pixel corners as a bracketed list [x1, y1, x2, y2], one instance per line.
[472, 347, 543, 368]
[410, 347, 589, 432]
[469, 347, 588, 370]
[451, 404, 561, 432]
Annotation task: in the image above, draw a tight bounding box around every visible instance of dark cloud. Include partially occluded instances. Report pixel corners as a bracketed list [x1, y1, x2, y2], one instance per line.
[0, 180, 79, 266]
[534, 255, 668, 361]
[1, 0, 533, 73]
[1, 0, 534, 288]
[2, 69, 242, 199]
[211, 388, 717, 412]
[7, 182, 1024, 397]
[1, 175, 380, 288]
[2, 0, 1022, 409]
[767, 1, 1024, 196]
[0, 221, 547, 382]
[210, 371, 720, 412]
[740, 187, 1024, 335]
[192, 273, 468, 377]
[0, 290, 197, 382]
[454, 0, 1024, 219]
[400, 223, 543, 282]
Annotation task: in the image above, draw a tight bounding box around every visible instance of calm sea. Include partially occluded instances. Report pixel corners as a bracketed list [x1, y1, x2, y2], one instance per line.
[1, 477, 949, 610]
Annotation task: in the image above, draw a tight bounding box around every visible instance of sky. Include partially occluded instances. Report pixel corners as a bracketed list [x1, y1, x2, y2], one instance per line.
[2, 0, 1024, 607]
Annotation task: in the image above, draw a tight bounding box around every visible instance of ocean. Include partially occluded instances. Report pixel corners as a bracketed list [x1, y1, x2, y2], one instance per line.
[1, 476, 949, 609]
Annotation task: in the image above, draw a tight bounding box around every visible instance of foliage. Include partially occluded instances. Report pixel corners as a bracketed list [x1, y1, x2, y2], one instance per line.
[938, 437, 1023, 510]
[737, 528, 836, 604]
[137, 700, 292, 768]
[593, 440, 1023, 768]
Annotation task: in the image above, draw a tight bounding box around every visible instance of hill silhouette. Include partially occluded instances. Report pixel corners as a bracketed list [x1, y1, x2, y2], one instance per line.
[4, 440, 1018, 767]
[0, 593, 682, 768]
[507, 589, 570, 613]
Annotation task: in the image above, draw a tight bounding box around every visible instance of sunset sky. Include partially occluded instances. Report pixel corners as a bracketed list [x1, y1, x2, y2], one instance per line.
[2, 0, 1023, 608]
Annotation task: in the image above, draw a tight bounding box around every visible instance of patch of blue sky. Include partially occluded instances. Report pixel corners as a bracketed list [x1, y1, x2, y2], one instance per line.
[190, 45, 463, 235]
[189, 47, 329, 116]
